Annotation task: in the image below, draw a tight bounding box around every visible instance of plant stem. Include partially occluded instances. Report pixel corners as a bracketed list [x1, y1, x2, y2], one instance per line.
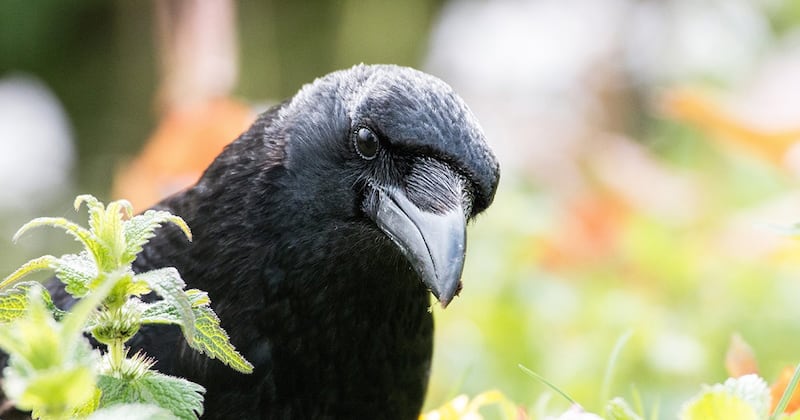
[109, 337, 125, 372]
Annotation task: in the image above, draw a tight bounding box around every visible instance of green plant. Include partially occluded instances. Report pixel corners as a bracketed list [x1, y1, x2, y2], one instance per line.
[0, 194, 253, 419]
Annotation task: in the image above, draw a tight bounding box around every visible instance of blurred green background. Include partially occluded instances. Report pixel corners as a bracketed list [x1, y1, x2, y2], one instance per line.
[3, 0, 800, 416]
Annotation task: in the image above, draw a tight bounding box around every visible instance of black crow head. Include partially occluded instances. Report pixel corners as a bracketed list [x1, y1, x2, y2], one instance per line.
[268, 64, 499, 307]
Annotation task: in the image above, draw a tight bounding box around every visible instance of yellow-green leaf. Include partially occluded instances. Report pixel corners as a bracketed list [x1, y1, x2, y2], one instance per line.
[135, 267, 195, 346]
[192, 305, 253, 373]
[0, 282, 61, 323]
[1, 255, 57, 289]
[13, 216, 102, 262]
[122, 210, 192, 265]
[0, 292, 63, 370]
[55, 251, 97, 297]
[72, 385, 102, 417]
[0, 285, 32, 323]
[15, 367, 97, 417]
[140, 301, 183, 326]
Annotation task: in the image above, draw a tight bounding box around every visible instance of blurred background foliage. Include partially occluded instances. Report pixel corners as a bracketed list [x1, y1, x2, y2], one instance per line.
[3, 0, 800, 417]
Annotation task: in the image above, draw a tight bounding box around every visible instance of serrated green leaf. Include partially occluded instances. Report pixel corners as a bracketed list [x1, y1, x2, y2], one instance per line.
[139, 290, 254, 373]
[102, 200, 133, 267]
[1, 255, 58, 289]
[0, 282, 62, 323]
[140, 301, 183, 326]
[191, 305, 254, 373]
[98, 372, 205, 420]
[75, 195, 131, 247]
[0, 291, 62, 369]
[75, 194, 105, 236]
[13, 216, 104, 264]
[54, 251, 97, 297]
[680, 390, 759, 420]
[88, 403, 175, 420]
[74, 193, 106, 213]
[0, 282, 40, 323]
[135, 268, 195, 346]
[185, 289, 210, 307]
[123, 210, 192, 265]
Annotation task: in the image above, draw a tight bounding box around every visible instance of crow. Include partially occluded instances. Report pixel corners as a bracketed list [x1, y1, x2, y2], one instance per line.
[21, 64, 500, 419]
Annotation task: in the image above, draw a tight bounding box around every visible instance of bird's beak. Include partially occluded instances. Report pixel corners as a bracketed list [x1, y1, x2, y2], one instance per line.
[371, 186, 466, 307]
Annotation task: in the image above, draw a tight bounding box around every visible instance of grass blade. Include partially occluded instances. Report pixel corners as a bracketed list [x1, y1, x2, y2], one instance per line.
[602, 330, 634, 415]
[519, 363, 576, 405]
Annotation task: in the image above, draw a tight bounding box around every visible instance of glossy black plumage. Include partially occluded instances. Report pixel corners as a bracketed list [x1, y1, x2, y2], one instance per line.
[134, 65, 499, 419]
[17, 65, 500, 419]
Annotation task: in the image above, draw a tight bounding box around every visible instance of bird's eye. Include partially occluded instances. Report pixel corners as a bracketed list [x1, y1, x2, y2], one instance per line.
[354, 127, 379, 160]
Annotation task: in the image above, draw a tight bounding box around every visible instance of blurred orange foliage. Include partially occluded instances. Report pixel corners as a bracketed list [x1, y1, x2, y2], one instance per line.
[112, 98, 254, 209]
[661, 89, 800, 166]
[539, 191, 631, 270]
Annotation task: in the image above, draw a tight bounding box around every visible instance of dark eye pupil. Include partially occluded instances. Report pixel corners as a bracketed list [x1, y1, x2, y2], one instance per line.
[355, 127, 379, 159]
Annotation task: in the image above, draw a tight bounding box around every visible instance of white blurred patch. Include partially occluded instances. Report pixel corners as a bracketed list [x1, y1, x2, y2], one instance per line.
[424, 0, 770, 192]
[546, 404, 604, 420]
[728, 39, 800, 130]
[627, 0, 770, 85]
[425, 0, 629, 190]
[591, 135, 701, 222]
[648, 330, 706, 375]
[0, 75, 74, 210]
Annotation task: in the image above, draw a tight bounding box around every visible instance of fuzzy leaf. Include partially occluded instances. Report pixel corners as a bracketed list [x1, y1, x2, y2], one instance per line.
[0, 288, 29, 323]
[140, 300, 183, 326]
[75, 195, 131, 245]
[1, 255, 58, 289]
[102, 200, 133, 267]
[191, 304, 254, 373]
[186, 289, 210, 307]
[13, 217, 103, 264]
[135, 268, 195, 346]
[139, 289, 216, 325]
[54, 251, 98, 297]
[98, 372, 205, 420]
[75, 194, 105, 234]
[140, 291, 253, 373]
[75, 195, 132, 270]
[0, 282, 63, 323]
[0, 289, 62, 368]
[123, 210, 192, 265]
